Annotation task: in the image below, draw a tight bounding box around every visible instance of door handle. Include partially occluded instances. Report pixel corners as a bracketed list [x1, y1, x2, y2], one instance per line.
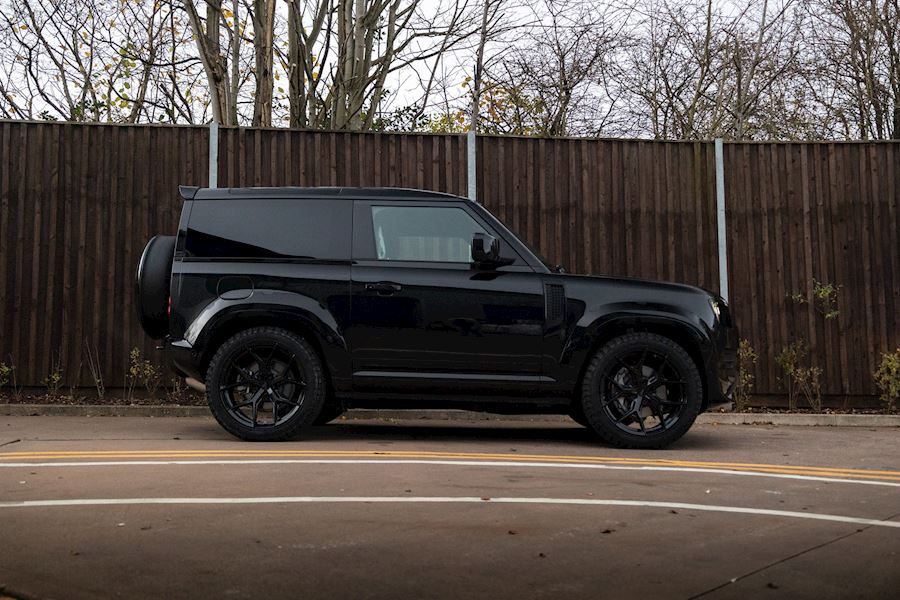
[365, 282, 402, 295]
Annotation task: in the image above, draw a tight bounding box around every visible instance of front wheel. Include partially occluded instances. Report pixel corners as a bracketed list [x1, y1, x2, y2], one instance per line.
[206, 327, 327, 441]
[580, 333, 703, 449]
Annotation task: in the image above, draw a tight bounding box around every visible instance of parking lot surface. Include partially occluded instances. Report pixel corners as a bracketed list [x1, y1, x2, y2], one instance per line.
[1, 415, 898, 599]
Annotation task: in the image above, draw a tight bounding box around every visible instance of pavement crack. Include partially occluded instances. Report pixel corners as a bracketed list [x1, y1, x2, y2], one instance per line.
[0, 439, 21, 448]
[686, 509, 900, 599]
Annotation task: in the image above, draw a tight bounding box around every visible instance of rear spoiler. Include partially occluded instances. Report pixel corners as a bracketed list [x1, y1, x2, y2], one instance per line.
[178, 185, 200, 201]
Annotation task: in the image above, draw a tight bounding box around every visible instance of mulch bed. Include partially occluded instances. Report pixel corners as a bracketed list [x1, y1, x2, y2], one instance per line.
[1, 392, 893, 414]
[0, 391, 206, 407]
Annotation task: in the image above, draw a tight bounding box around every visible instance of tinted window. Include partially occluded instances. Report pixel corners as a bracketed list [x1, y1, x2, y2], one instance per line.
[370, 206, 487, 263]
[186, 199, 351, 260]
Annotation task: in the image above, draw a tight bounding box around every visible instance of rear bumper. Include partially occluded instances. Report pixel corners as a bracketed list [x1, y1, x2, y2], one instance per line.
[165, 337, 204, 382]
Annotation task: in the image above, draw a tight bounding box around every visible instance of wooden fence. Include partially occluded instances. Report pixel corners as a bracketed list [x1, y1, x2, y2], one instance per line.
[0, 120, 897, 405]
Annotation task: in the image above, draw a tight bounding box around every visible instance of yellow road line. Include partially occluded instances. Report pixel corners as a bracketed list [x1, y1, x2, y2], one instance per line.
[1, 448, 896, 473]
[2, 449, 900, 481]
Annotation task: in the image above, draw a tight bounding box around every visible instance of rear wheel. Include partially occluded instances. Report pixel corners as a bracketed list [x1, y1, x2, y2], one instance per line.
[206, 327, 326, 441]
[580, 333, 702, 449]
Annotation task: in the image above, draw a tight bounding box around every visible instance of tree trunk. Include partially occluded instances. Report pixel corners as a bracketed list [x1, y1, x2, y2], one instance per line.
[287, 2, 305, 128]
[252, 0, 276, 127]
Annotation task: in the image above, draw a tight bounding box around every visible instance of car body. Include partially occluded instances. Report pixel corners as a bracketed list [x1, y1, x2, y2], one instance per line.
[137, 186, 737, 447]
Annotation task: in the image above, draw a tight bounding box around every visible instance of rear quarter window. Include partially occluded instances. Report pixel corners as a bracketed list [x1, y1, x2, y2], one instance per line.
[185, 199, 351, 260]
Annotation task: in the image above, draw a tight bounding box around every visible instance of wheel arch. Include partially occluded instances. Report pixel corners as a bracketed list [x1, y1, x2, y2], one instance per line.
[574, 315, 710, 409]
[190, 300, 351, 395]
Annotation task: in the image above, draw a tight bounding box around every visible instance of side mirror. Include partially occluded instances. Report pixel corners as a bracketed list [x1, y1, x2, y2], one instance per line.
[472, 233, 501, 265]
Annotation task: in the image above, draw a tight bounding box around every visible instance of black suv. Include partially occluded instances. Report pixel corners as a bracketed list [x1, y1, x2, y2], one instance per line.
[137, 186, 737, 448]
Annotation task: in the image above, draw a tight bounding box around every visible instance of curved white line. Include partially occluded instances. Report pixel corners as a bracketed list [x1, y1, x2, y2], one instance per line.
[1, 459, 899, 487]
[1, 495, 898, 529]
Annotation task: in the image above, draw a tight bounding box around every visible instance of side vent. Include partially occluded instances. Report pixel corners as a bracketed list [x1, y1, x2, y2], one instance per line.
[544, 283, 566, 323]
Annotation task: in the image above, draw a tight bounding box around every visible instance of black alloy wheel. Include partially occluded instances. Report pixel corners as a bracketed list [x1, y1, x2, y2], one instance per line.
[581, 333, 702, 449]
[206, 327, 326, 441]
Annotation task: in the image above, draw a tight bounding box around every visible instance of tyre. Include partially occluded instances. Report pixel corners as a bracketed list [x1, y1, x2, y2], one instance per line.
[135, 235, 175, 339]
[568, 403, 590, 428]
[313, 402, 345, 425]
[580, 333, 703, 449]
[206, 327, 327, 441]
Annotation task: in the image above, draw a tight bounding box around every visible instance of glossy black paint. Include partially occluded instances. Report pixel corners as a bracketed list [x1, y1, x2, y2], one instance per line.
[156, 186, 737, 414]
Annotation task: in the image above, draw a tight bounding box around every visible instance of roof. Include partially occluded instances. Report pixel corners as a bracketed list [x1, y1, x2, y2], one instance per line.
[179, 185, 465, 202]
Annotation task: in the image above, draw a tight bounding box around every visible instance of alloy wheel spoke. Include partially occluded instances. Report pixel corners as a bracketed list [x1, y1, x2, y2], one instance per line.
[648, 397, 668, 429]
[657, 354, 670, 379]
[246, 348, 268, 370]
[617, 358, 639, 382]
[265, 343, 280, 366]
[634, 408, 647, 432]
[272, 393, 303, 408]
[274, 376, 305, 388]
[234, 365, 256, 382]
[604, 376, 627, 394]
[243, 388, 265, 426]
[615, 408, 638, 424]
[601, 394, 627, 409]
[636, 348, 649, 373]
[220, 379, 256, 392]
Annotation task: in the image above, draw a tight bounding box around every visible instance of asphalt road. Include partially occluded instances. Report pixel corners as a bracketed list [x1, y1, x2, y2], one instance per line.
[1, 416, 899, 600]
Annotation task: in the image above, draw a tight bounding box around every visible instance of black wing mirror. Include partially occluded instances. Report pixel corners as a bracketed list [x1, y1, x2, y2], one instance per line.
[472, 233, 513, 268]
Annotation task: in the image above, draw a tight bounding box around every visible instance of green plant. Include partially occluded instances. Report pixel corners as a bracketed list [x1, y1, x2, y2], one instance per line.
[42, 355, 63, 398]
[789, 278, 841, 320]
[128, 347, 161, 399]
[733, 339, 758, 411]
[874, 348, 900, 413]
[0, 361, 13, 389]
[165, 376, 192, 403]
[775, 341, 823, 412]
[4, 355, 21, 401]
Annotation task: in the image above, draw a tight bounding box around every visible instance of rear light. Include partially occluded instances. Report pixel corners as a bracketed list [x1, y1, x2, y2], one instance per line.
[167, 296, 172, 316]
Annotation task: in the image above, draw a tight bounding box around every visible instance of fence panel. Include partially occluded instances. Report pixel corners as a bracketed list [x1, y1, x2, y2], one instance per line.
[0, 121, 208, 391]
[724, 142, 900, 401]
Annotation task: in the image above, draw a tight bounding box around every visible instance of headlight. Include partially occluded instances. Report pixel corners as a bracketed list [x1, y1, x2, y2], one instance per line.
[709, 298, 722, 320]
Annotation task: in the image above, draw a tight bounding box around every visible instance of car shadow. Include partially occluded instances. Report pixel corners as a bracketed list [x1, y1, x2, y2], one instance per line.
[294, 420, 727, 452]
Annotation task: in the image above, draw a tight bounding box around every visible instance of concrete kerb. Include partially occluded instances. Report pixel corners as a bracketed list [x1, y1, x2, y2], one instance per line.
[1, 404, 899, 426]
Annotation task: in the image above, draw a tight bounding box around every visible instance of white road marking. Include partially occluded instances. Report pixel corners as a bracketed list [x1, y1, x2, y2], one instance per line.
[1, 458, 899, 487]
[0, 495, 898, 529]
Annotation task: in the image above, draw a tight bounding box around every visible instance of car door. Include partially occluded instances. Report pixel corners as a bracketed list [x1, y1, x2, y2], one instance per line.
[348, 199, 546, 395]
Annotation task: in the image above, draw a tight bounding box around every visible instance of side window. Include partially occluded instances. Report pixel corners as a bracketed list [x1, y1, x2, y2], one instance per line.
[185, 199, 351, 260]
[370, 205, 488, 263]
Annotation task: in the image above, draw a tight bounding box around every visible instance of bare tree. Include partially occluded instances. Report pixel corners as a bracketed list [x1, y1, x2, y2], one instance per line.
[285, 0, 332, 127]
[183, 0, 238, 124]
[491, 0, 620, 136]
[807, 0, 900, 139]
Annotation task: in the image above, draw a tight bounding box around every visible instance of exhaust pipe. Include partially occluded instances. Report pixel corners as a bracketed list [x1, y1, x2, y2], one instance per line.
[185, 377, 206, 393]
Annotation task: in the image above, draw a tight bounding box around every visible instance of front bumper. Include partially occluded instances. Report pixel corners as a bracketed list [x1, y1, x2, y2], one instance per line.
[704, 322, 738, 410]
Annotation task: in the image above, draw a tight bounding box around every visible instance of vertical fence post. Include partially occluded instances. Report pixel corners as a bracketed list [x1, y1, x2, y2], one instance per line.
[208, 121, 219, 189]
[714, 138, 729, 302]
[467, 130, 477, 202]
